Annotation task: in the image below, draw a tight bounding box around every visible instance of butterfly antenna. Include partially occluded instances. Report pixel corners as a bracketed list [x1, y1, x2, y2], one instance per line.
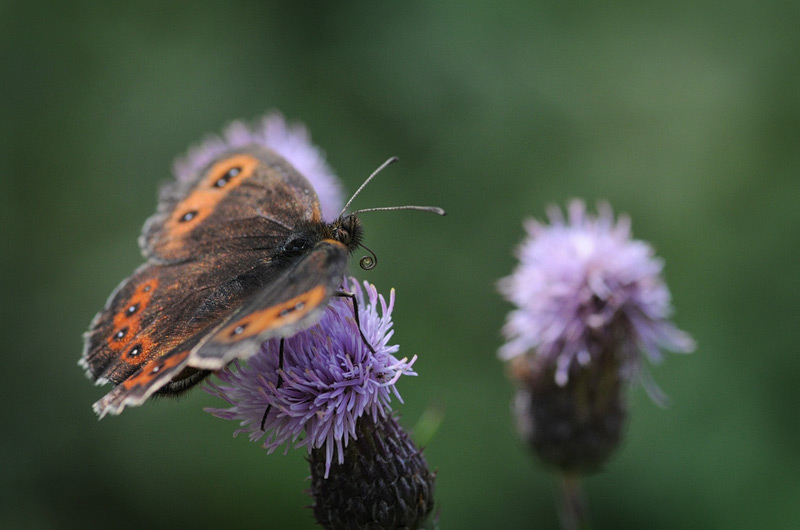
[342, 157, 447, 217]
[339, 156, 399, 217]
[351, 205, 446, 216]
[341, 156, 446, 272]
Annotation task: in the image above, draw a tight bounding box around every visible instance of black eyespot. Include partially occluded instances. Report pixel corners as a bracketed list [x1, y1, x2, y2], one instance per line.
[231, 324, 247, 337]
[214, 166, 241, 188]
[126, 303, 139, 316]
[143, 285, 152, 292]
[179, 210, 198, 223]
[279, 301, 305, 318]
[128, 343, 143, 357]
[151, 365, 161, 374]
[114, 327, 128, 341]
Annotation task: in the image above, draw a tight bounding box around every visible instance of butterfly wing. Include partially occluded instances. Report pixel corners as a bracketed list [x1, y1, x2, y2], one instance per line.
[81, 252, 270, 416]
[140, 146, 322, 263]
[90, 347, 196, 418]
[188, 239, 350, 369]
[83, 240, 349, 417]
[83, 147, 331, 416]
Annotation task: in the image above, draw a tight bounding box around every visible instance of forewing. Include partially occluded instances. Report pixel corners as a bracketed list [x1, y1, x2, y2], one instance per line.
[188, 240, 350, 369]
[141, 146, 322, 263]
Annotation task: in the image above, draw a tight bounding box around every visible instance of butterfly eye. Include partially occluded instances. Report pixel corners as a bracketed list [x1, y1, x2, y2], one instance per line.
[214, 166, 241, 188]
[283, 236, 310, 255]
[334, 227, 350, 241]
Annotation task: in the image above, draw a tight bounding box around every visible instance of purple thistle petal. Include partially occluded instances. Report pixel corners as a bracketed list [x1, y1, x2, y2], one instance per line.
[205, 278, 416, 477]
[498, 200, 695, 397]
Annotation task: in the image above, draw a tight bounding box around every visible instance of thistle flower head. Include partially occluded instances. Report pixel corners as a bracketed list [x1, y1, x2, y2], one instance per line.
[205, 278, 417, 477]
[499, 200, 696, 473]
[499, 200, 695, 394]
[174, 112, 344, 220]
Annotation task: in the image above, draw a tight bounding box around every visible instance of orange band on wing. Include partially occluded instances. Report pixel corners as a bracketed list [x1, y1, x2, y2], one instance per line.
[217, 285, 327, 343]
[165, 154, 261, 237]
[108, 278, 158, 351]
[118, 349, 192, 391]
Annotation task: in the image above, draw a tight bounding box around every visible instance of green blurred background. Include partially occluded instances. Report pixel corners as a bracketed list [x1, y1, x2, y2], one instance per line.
[3, 1, 798, 528]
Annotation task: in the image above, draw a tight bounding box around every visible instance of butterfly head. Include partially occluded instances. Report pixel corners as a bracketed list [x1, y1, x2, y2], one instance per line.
[327, 213, 365, 254]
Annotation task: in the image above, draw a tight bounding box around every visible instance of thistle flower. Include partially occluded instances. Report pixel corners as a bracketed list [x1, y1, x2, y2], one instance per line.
[499, 200, 694, 394]
[205, 278, 418, 478]
[498, 200, 695, 474]
[174, 112, 344, 220]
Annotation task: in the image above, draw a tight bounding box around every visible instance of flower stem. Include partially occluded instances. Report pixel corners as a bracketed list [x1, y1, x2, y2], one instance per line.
[557, 473, 591, 530]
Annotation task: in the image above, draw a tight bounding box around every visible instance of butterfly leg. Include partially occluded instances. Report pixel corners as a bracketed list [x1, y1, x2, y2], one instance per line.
[334, 289, 376, 354]
[260, 338, 285, 431]
[259, 290, 374, 431]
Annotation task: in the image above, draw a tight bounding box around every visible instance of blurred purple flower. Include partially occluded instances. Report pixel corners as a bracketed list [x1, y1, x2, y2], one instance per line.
[205, 278, 417, 477]
[174, 112, 344, 220]
[498, 200, 695, 398]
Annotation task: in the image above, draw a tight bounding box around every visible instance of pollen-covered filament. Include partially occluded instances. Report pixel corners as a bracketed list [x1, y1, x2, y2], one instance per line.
[218, 285, 326, 342]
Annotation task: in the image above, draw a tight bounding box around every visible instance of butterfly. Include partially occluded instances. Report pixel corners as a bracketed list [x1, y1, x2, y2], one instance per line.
[80, 143, 444, 418]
